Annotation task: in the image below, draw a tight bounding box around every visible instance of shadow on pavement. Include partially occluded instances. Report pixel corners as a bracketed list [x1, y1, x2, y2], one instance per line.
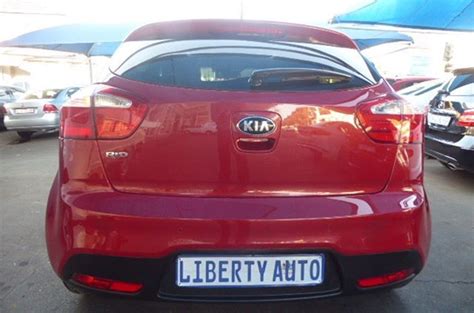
[73, 290, 408, 313]
[5, 130, 59, 145]
[425, 159, 474, 192]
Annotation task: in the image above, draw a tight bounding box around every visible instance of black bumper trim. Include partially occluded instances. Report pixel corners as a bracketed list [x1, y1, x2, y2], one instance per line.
[62, 250, 422, 302]
[425, 136, 474, 173]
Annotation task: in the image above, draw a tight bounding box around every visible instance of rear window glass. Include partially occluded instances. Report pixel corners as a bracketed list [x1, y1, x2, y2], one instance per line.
[446, 74, 474, 92]
[400, 80, 443, 96]
[23, 89, 61, 100]
[111, 39, 376, 91]
[449, 83, 474, 97]
[400, 85, 425, 95]
[413, 83, 442, 96]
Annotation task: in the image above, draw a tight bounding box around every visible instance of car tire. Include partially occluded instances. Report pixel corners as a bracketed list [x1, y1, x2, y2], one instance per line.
[17, 131, 35, 140]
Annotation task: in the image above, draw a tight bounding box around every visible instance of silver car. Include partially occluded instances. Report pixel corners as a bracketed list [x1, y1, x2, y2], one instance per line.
[0, 85, 25, 129]
[4, 87, 80, 140]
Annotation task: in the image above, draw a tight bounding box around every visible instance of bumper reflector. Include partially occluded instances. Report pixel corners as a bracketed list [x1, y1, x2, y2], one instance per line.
[72, 273, 143, 293]
[357, 269, 413, 288]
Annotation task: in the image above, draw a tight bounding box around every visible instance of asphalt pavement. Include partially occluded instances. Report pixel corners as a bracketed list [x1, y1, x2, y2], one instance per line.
[0, 130, 473, 313]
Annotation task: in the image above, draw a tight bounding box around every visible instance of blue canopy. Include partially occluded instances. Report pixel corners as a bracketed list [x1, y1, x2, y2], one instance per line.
[1, 21, 415, 56]
[333, 27, 413, 49]
[0, 23, 139, 57]
[332, 0, 474, 32]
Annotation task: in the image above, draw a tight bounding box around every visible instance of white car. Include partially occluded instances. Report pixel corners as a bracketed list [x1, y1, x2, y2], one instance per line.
[399, 79, 446, 112]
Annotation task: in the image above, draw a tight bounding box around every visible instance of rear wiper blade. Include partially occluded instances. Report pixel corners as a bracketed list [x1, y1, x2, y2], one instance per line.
[248, 68, 352, 88]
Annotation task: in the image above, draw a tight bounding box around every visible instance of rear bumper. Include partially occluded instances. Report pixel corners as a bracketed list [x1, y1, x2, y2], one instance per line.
[425, 134, 474, 173]
[4, 113, 59, 131]
[46, 176, 431, 301]
[62, 251, 421, 302]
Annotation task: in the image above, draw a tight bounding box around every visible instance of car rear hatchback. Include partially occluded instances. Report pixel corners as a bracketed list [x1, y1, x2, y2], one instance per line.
[46, 20, 431, 302]
[425, 68, 474, 173]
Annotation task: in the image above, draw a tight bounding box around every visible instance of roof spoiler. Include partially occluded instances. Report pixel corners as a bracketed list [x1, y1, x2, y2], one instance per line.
[125, 19, 358, 50]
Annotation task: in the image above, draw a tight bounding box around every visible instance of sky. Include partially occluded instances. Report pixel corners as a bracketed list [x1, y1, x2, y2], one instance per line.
[0, 0, 472, 87]
[0, 0, 373, 40]
[68, 0, 372, 24]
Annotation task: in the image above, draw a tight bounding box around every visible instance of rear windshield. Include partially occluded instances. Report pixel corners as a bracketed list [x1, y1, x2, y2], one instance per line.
[446, 74, 474, 92]
[22, 89, 61, 100]
[110, 39, 377, 91]
[400, 81, 443, 96]
[449, 83, 474, 97]
[413, 83, 443, 96]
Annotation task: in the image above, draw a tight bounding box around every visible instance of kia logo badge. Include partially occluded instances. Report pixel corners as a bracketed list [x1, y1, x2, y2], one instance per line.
[237, 116, 276, 135]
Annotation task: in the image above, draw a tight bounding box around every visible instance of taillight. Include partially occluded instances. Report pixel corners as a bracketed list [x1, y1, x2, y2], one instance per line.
[43, 103, 59, 113]
[60, 86, 95, 139]
[357, 269, 413, 288]
[72, 273, 143, 293]
[356, 95, 425, 144]
[60, 85, 147, 139]
[94, 90, 147, 139]
[457, 110, 474, 127]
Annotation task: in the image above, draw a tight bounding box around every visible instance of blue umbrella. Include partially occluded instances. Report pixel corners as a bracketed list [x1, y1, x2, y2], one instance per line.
[1, 21, 416, 55]
[0, 23, 140, 57]
[1, 21, 415, 55]
[333, 27, 413, 49]
[0, 23, 141, 82]
[331, 0, 474, 32]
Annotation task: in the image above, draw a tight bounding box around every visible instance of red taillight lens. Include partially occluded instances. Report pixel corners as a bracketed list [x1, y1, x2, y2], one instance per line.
[60, 86, 95, 139]
[94, 91, 147, 139]
[43, 103, 58, 113]
[457, 110, 474, 127]
[60, 85, 147, 139]
[357, 269, 413, 288]
[356, 96, 425, 144]
[72, 273, 143, 293]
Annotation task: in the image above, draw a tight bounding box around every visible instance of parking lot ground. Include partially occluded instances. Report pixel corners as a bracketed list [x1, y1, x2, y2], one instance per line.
[1, 130, 473, 313]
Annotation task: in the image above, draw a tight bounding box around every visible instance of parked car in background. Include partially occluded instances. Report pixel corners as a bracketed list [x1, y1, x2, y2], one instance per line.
[387, 76, 436, 91]
[47, 20, 430, 301]
[3, 87, 80, 140]
[0, 85, 25, 129]
[399, 78, 445, 112]
[425, 67, 474, 173]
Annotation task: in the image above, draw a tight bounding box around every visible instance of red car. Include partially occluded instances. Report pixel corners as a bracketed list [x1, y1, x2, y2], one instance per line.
[46, 20, 431, 301]
[387, 76, 436, 91]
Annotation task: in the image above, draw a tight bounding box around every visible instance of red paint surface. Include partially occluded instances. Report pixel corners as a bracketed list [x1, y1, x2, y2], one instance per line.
[46, 21, 430, 279]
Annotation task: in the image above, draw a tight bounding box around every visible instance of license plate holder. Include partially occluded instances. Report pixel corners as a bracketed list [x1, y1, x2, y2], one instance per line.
[176, 254, 324, 288]
[14, 108, 35, 114]
[427, 112, 451, 127]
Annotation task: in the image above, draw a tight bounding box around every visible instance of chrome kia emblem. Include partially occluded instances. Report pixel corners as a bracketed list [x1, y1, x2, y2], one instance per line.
[237, 116, 276, 135]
